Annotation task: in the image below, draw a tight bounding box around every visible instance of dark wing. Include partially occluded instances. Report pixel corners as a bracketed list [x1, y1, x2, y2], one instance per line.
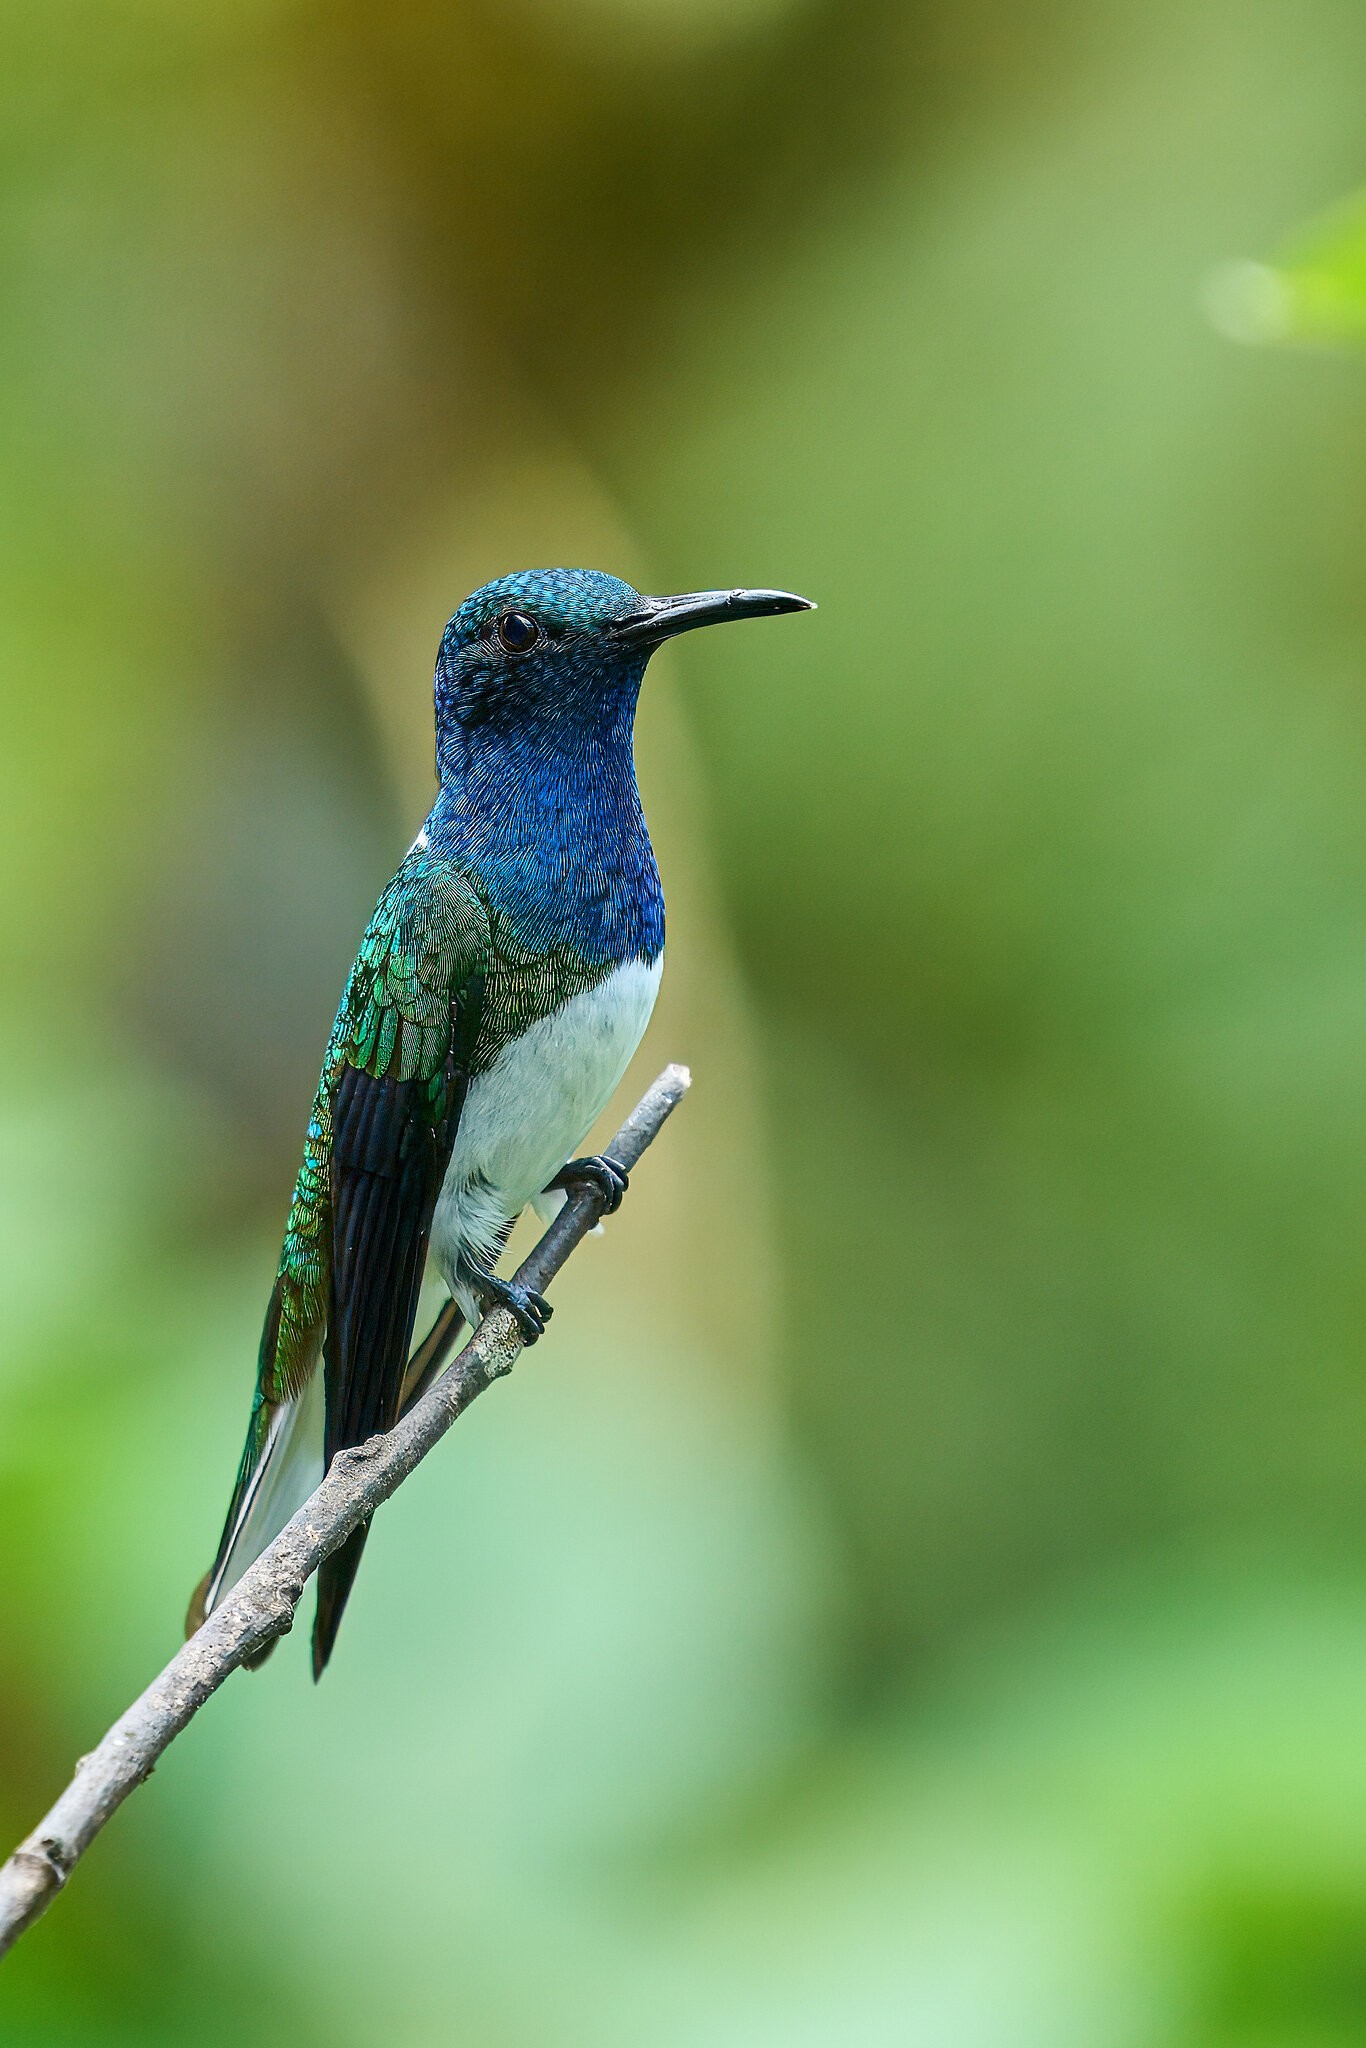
[314, 853, 487, 1675]
[188, 851, 488, 1670]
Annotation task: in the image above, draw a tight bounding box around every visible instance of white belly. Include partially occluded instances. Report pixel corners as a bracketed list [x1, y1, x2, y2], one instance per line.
[431, 954, 662, 1307]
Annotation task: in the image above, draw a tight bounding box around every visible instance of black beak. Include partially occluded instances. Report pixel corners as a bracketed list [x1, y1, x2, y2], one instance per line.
[614, 587, 815, 646]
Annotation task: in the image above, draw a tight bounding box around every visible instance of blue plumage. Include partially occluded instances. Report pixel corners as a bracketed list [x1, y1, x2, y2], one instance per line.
[191, 567, 813, 1674]
[432, 572, 664, 965]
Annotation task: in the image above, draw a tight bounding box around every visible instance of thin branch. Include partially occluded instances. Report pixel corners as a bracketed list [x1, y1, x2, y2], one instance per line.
[0, 1062, 692, 1960]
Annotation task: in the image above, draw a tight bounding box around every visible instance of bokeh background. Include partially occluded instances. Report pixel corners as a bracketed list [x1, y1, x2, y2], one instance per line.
[5, 1, 1366, 2041]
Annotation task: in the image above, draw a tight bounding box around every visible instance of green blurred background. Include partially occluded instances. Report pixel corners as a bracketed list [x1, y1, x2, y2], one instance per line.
[5, 1, 1366, 2041]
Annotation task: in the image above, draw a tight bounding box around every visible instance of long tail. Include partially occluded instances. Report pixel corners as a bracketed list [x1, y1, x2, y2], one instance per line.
[308, 1297, 467, 1677]
[312, 1523, 372, 1680]
[188, 1295, 468, 1673]
[186, 1361, 325, 1650]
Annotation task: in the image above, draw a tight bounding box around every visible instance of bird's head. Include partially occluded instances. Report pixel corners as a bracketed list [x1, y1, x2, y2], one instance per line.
[434, 567, 813, 762]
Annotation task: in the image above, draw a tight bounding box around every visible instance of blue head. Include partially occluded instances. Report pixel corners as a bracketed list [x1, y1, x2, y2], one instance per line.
[434, 567, 812, 768]
[428, 566, 812, 962]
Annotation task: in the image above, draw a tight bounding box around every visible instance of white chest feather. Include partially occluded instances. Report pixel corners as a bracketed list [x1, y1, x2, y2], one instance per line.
[431, 954, 662, 1286]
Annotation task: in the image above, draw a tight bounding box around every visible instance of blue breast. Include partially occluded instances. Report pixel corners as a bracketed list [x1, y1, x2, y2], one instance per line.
[428, 717, 664, 967]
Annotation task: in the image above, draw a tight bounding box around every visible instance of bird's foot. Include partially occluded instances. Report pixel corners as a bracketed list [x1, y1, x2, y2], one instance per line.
[548, 1153, 631, 1216]
[476, 1269, 553, 1344]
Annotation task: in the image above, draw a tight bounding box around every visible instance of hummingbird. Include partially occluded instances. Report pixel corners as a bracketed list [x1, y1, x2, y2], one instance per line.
[188, 569, 814, 1676]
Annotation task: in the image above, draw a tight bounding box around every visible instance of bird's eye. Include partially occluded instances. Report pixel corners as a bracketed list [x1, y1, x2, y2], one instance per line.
[496, 610, 539, 654]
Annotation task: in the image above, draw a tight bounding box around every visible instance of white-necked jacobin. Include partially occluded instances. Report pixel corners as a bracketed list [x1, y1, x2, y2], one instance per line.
[189, 569, 814, 1675]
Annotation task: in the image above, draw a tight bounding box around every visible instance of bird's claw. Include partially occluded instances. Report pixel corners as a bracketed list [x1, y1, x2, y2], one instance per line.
[478, 1272, 553, 1343]
[550, 1153, 631, 1216]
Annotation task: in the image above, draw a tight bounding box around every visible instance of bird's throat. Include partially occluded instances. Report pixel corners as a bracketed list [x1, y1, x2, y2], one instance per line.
[429, 716, 664, 966]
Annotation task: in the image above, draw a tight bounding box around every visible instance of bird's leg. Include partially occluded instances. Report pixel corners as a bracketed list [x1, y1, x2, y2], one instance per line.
[546, 1154, 631, 1216]
[456, 1252, 553, 1344]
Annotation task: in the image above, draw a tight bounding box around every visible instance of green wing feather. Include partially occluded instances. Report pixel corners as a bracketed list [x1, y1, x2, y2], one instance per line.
[267, 846, 489, 1403]
[188, 845, 489, 1636]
